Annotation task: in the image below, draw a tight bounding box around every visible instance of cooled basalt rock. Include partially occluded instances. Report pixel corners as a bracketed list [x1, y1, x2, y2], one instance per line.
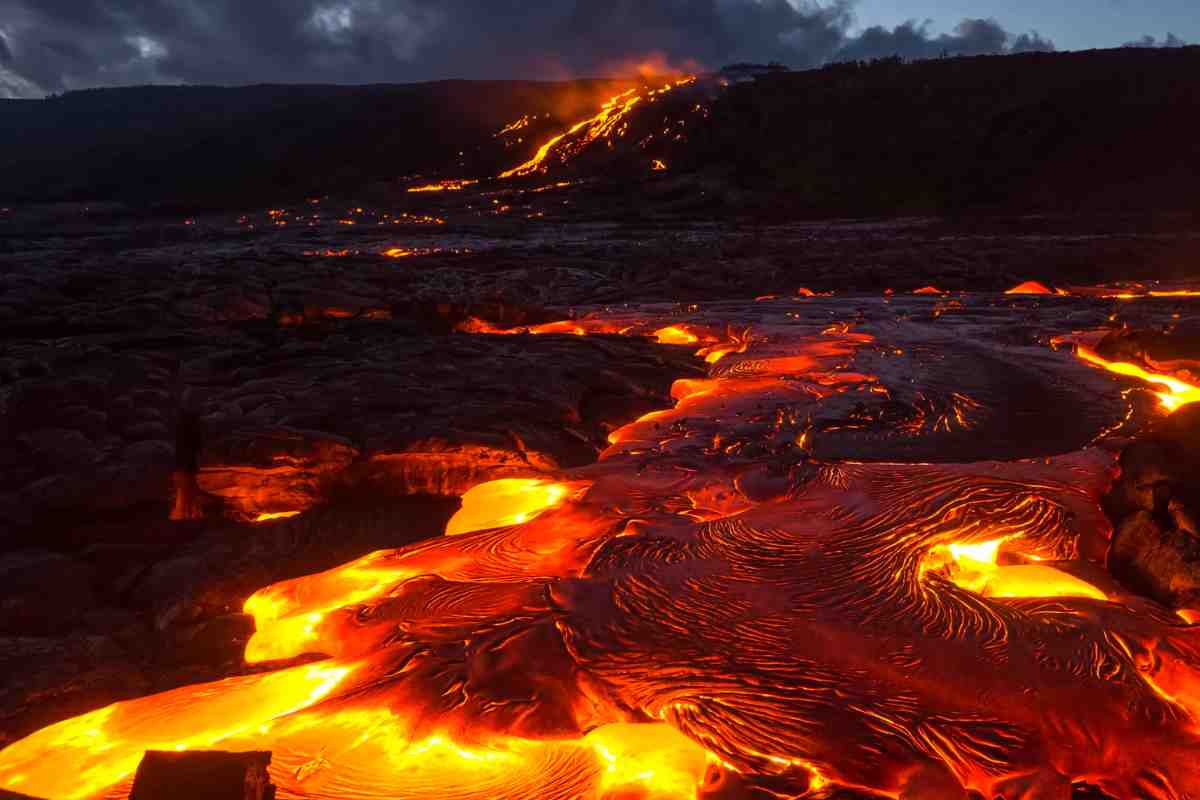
[1095, 326, 1200, 381]
[185, 334, 699, 518]
[0, 550, 96, 636]
[1104, 404, 1200, 607]
[196, 428, 359, 520]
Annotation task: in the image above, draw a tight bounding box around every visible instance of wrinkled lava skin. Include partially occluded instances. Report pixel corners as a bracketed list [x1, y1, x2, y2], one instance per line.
[4, 294, 1200, 800]
[565, 454, 1200, 799]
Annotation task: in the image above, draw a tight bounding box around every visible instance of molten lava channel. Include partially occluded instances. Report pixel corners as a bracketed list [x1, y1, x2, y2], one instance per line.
[7, 294, 1200, 800]
[1075, 344, 1200, 412]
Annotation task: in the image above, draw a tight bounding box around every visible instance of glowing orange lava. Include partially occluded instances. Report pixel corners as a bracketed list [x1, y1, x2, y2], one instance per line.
[445, 478, 576, 535]
[1076, 345, 1200, 412]
[406, 179, 479, 193]
[1005, 280, 1055, 295]
[653, 325, 699, 345]
[500, 78, 695, 179]
[11, 306, 1200, 800]
[923, 537, 1106, 600]
[0, 662, 355, 800]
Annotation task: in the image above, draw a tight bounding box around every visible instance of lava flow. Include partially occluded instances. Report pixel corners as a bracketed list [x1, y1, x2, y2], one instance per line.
[1075, 344, 1200, 412]
[8, 297, 1200, 800]
[499, 78, 696, 179]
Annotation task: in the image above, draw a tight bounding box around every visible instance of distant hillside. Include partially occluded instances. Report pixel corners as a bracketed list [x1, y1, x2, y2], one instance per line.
[2, 46, 1200, 216]
[0, 80, 632, 209]
[680, 46, 1200, 216]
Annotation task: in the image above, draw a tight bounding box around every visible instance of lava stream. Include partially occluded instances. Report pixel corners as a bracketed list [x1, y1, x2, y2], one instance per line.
[8, 300, 1200, 800]
[499, 78, 695, 179]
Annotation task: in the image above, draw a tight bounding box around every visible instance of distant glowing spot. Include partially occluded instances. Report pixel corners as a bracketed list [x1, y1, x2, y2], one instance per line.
[1005, 280, 1054, 295]
[446, 479, 573, 535]
[254, 511, 302, 523]
[651, 159, 667, 171]
[913, 286, 946, 295]
[407, 179, 478, 193]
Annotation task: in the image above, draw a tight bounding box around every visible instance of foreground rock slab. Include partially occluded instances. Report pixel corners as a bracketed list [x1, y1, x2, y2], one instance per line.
[129, 750, 274, 800]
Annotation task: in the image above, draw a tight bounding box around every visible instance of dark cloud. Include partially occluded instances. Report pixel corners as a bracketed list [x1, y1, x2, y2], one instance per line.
[833, 18, 1054, 63]
[0, 0, 1057, 98]
[1123, 33, 1189, 48]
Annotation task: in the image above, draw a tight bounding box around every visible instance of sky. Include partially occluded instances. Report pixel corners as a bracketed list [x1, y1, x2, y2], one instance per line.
[853, 0, 1199, 51]
[0, 0, 1194, 99]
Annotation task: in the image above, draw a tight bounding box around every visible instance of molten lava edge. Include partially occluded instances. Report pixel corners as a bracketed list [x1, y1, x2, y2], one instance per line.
[6, 299, 1200, 800]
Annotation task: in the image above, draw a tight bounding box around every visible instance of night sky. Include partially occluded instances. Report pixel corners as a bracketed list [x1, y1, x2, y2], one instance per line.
[0, 0, 1193, 99]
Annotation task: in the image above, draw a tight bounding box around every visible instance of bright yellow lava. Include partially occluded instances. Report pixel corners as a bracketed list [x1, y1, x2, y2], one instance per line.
[924, 538, 1106, 601]
[445, 478, 572, 536]
[0, 677, 709, 800]
[653, 325, 699, 345]
[242, 551, 414, 663]
[584, 723, 708, 798]
[0, 663, 354, 800]
[1077, 345, 1200, 412]
[254, 511, 302, 523]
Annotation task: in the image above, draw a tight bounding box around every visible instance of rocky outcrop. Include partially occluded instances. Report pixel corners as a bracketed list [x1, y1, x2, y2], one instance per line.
[1104, 404, 1200, 607]
[129, 750, 275, 800]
